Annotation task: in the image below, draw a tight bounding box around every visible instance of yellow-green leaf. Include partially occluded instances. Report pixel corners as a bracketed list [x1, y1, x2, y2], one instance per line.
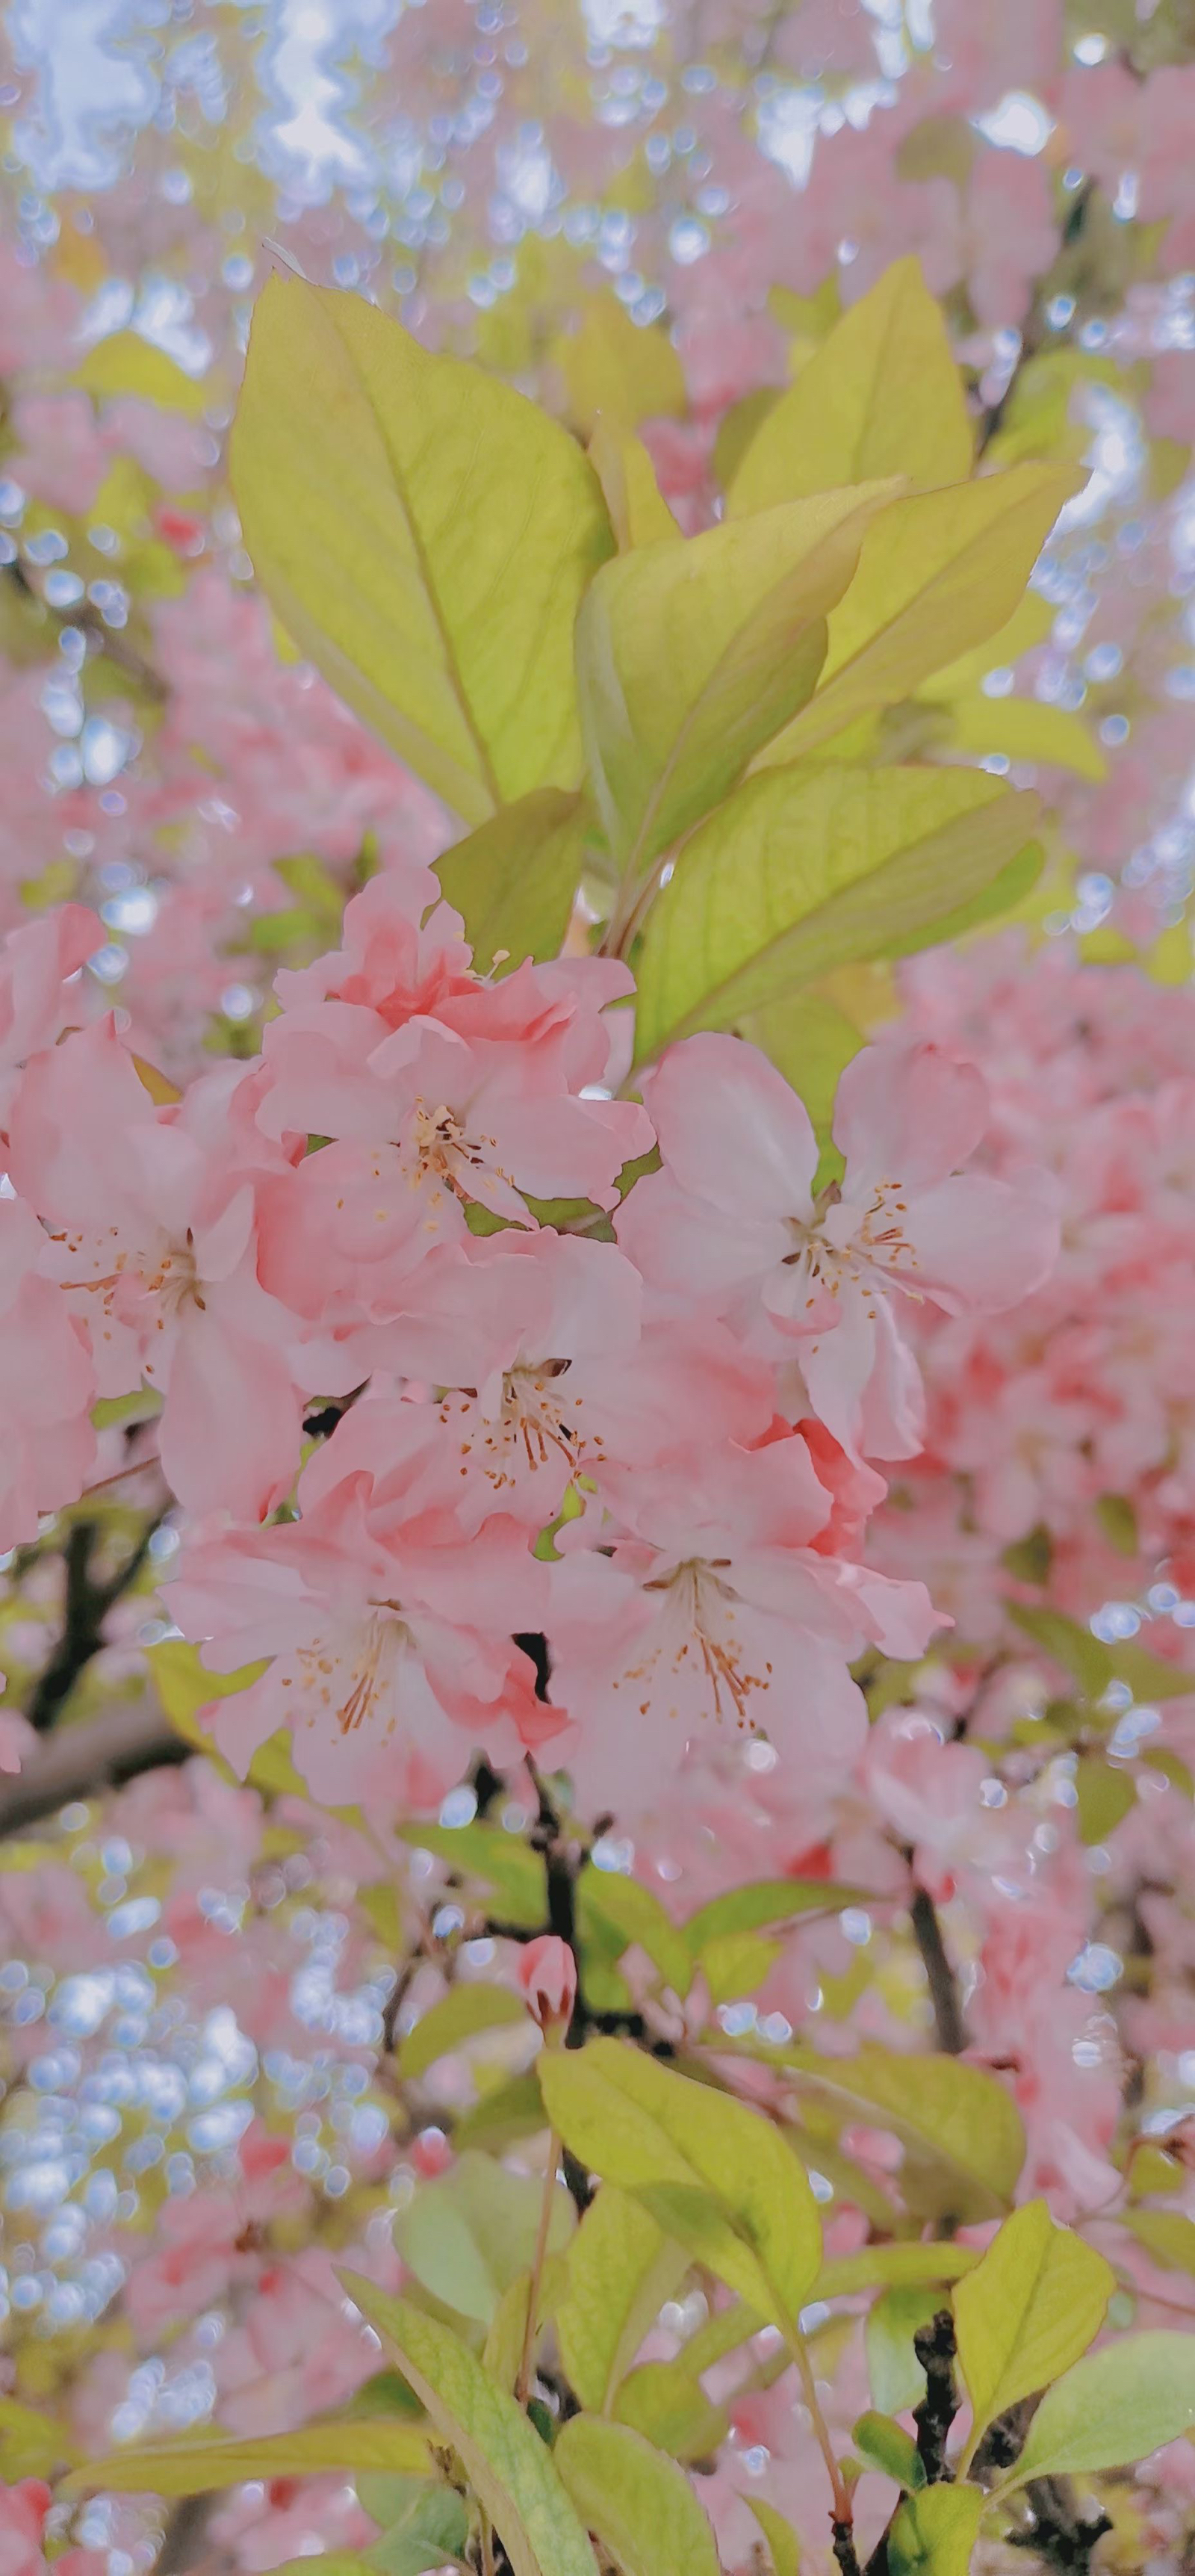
[556, 2186, 689, 2411]
[887, 2484, 984, 2576]
[577, 484, 895, 882]
[554, 2415, 720, 2576]
[683, 1877, 869, 1958]
[942, 693, 1106, 782]
[1001, 2332, 1195, 2490]
[699, 1929, 784, 2004]
[742, 2043, 1025, 2222]
[394, 2150, 574, 2326]
[633, 764, 1040, 1063]
[578, 1871, 693, 1998]
[75, 331, 214, 416]
[866, 2286, 948, 2416]
[338, 2276, 599, 2576]
[955, 2200, 1114, 2467]
[818, 2244, 979, 2301]
[728, 257, 972, 514]
[397, 1984, 530, 2081]
[538, 2037, 822, 2335]
[435, 790, 586, 973]
[756, 464, 1081, 766]
[394, 1820, 547, 1928]
[590, 420, 683, 550]
[552, 294, 686, 436]
[853, 2409, 926, 2489]
[0, 2394, 81, 2479]
[748, 2497, 803, 2576]
[1123, 2209, 1195, 2274]
[1073, 1756, 1137, 1847]
[63, 2420, 431, 2497]
[613, 2361, 729, 2463]
[231, 275, 613, 826]
[739, 990, 863, 1148]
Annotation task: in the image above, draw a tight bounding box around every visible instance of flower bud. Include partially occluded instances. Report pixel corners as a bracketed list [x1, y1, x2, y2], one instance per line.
[518, 1935, 577, 2044]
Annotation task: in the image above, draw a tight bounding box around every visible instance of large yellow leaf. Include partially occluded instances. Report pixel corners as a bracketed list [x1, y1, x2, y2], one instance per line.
[552, 293, 686, 434]
[756, 463, 1081, 766]
[954, 2199, 1114, 2466]
[633, 764, 1040, 1062]
[577, 483, 896, 887]
[728, 256, 972, 513]
[887, 2485, 984, 2575]
[338, 2276, 598, 2576]
[554, 2415, 721, 2576]
[230, 275, 614, 825]
[721, 2038, 1025, 2223]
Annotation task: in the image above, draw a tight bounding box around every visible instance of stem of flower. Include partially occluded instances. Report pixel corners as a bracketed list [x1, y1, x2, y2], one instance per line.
[516, 2127, 562, 2406]
[787, 2320, 853, 2527]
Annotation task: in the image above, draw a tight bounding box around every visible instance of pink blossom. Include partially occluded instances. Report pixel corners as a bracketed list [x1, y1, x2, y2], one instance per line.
[518, 1935, 577, 2039]
[0, 1193, 96, 1549]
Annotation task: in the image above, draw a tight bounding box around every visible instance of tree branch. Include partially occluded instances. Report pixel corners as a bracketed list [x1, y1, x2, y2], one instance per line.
[0, 1697, 184, 1837]
[907, 1875, 968, 2055]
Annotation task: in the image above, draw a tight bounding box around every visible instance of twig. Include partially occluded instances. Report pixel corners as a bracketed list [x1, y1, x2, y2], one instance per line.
[154, 2495, 216, 2576]
[913, 2311, 958, 2482]
[28, 1511, 166, 1735]
[907, 1873, 968, 2055]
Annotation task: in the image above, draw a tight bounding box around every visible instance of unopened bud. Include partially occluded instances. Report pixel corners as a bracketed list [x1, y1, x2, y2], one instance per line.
[518, 1935, 577, 2043]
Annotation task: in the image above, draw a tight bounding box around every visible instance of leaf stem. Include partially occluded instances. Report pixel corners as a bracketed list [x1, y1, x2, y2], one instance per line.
[516, 2126, 562, 2406]
[786, 2321, 853, 2527]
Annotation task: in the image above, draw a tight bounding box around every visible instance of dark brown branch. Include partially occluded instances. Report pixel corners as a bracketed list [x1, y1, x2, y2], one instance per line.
[913, 2311, 958, 2483]
[0, 1698, 183, 1837]
[28, 1511, 165, 1735]
[908, 1877, 968, 2055]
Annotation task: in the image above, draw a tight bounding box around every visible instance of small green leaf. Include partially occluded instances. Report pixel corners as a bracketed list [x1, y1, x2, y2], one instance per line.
[818, 2245, 978, 2302]
[589, 419, 682, 550]
[1005, 1605, 1110, 1700]
[737, 2042, 1025, 2222]
[865, 2287, 946, 2416]
[748, 2497, 803, 2576]
[231, 276, 613, 824]
[538, 2037, 822, 2335]
[435, 789, 587, 974]
[633, 766, 1041, 1064]
[1123, 2209, 1195, 2274]
[394, 1820, 547, 1928]
[852, 2411, 926, 2490]
[728, 256, 972, 513]
[339, 2276, 599, 2576]
[397, 1984, 529, 2081]
[63, 2421, 431, 2497]
[1073, 1757, 1136, 1846]
[1002, 2331, 1195, 2489]
[394, 2150, 574, 2326]
[554, 2415, 721, 2576]
[577, 1870, 693, 1998]
[699, 1929, 784, 2004]
[954, 2199, 1114, 2465]
[683, 1877, 869, 1957]
[0, 2394, 81, 2479]
[556, 2186, 689, 2412]
[887, 2484, 984, 2576]
[369, 2481, 472, 2576]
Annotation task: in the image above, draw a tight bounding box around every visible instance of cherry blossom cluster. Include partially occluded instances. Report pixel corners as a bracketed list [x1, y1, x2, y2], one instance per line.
[0, 873, 1055, 1824]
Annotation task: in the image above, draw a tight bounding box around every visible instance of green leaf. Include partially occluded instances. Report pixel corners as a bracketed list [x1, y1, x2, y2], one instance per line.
[1006, 1605, 1111, 1699]
[876, 837, 1044, 962]
[394, 2150, 574, 2326]
[852, 2410, 926, 2490]
[866, 2287, 946, 2416]
[1105, 1638, 1195, 1701]
[1096, 1493, 1140, 1555]
[230, 275, 613, 826]
[554, 2415, 721, 2576]
[435, 790, 587, 974]
[538, 2037, 822, 2335]
[367, 2481, 472, 2576]
[63, 2420, 431, 2497]
[395, 1820, 547, 1928]
[556, 2186, 689, 2412]
[1073, 1756, 1137, 1846]
[74, 330, 214, 416]
[0, 2394, 81, 2479]
[954, 2200, 1114, 2466]
[453, 2072, 547, 2154]
[261, 2560, 374, 2576]
[755, 463, 1081, 766]
[943, 693, 1106, 782]
[887, 2484, 984, 2576]
[483, 2273, 534, 2394]
[748, 2497, 803, 2576]
[577, 1870, 694, 1998]
[612, 2361, 730, 2464]
[683, 1877, 869, 1959]
[744, 2043, 1025, 2222]
[633, 764, 1040, 1064]
[576, 484, 894, 882]
[338, 2276, 599, 2576]
[818, 2245, 979, 2302]
[699, 1929, 784, 2004]
[728, 257, 972, 514]
[739, 991, 863, 1147]
[1002, 2332, 1195, 2489]
[1123, 2209, 1195, 2274]
[397, 1984, 530, 2081]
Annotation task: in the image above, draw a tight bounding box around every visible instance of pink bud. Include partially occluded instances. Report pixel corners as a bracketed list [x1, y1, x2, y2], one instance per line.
[518, 1936, 577, 2042]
